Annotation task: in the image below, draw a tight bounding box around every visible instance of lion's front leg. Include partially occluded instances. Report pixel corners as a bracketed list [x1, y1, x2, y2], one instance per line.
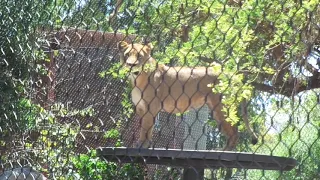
[134, 97, 161, 148]
[135, 112, 156, 148]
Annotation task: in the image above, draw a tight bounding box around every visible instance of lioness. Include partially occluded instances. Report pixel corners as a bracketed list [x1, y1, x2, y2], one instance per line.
[117, 41, 258, 151]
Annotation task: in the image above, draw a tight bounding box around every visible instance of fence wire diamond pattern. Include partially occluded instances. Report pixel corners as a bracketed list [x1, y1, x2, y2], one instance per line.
[0, 0, 319, 179]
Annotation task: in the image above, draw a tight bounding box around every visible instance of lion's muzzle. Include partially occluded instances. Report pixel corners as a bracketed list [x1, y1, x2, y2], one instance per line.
[127, 62, 138, 67]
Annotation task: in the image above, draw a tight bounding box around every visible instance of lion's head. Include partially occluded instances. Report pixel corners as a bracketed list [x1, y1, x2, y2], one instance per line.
[117, 41, 154, 75]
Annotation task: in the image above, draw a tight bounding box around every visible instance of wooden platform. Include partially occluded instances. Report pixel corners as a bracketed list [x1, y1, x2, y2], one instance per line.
[96, 147, 297, 171]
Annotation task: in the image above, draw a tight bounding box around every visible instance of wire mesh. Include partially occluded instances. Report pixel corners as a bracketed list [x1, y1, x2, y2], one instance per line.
[0, 0, 319, 179]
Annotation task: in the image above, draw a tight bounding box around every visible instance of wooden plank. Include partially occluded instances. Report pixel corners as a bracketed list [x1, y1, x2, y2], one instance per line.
[97, 147, 297, 171]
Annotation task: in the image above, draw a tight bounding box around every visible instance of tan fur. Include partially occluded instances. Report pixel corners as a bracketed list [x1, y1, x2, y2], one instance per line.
[117, 41, 258, 151]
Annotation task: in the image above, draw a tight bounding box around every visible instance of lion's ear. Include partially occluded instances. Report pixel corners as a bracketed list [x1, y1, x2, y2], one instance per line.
[117, 41, 129, 51]
[147, 43, 153, 50]
[144, 43, 153, 52]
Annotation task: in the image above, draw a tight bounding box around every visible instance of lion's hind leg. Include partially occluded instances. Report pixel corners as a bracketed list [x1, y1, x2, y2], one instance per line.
[207, 95, 239, 151]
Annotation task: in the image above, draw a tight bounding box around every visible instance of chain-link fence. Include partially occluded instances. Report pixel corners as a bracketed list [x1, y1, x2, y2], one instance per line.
[1, 0, 320, 179]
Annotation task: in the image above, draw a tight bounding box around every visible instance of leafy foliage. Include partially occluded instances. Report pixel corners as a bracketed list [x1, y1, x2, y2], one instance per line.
[246, 91, 320, 179]
[114, 0, 320, 125]
[72, 150, 144, 180]
[106, 0, 320, 178]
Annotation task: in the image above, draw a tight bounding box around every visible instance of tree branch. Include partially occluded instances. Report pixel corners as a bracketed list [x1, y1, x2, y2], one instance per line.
[251, 73, 320, 97]
[199, 54, 320, 97]
[109, 0, 123, 24]
[251, 82, 275, 94]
